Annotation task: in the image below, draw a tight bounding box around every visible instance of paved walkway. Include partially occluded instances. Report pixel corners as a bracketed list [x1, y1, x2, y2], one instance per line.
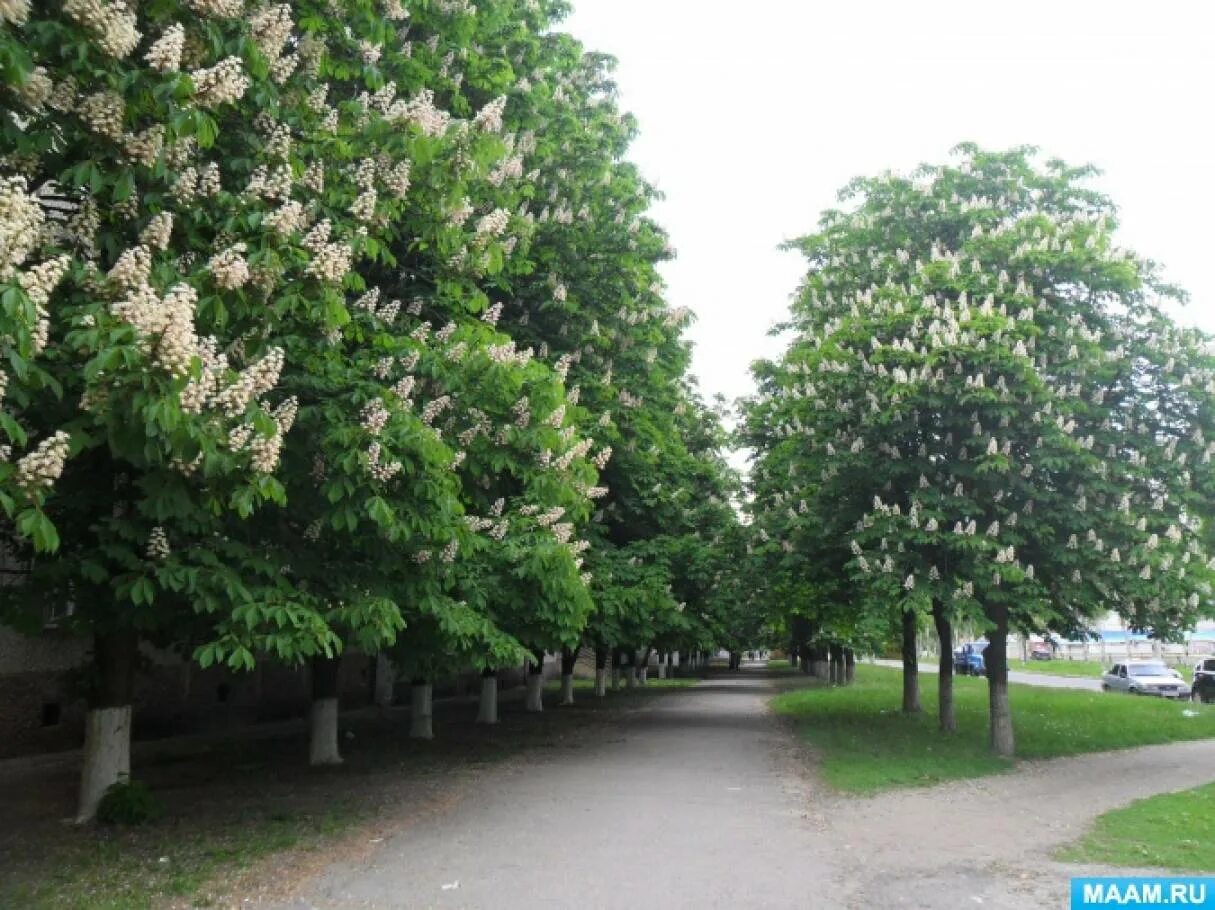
[276, 672, 844, 910]
[272, 668, 1215, 910]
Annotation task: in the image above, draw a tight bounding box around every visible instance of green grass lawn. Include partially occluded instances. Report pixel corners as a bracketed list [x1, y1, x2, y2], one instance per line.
[1058, 782, 1215, 872]
[771, 666, 1215, 794]
[4, 807, 360, 910]
[767, 659, 792, 670]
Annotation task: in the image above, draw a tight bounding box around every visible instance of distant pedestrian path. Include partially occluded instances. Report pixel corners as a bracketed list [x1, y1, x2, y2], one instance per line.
[873, 658, 1103, 691]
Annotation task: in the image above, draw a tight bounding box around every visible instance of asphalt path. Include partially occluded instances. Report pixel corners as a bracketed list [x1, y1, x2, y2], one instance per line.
[277, 671, 845, 909]
[271, 666, 1215, 910]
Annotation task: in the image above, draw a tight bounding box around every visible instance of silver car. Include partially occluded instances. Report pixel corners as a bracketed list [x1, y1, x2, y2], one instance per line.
[1102, 661, 1192, 699]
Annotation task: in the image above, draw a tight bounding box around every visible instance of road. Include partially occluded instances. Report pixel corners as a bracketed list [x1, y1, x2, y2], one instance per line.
[874, 657, 1103, 691]
[272, 668, 1215, 910]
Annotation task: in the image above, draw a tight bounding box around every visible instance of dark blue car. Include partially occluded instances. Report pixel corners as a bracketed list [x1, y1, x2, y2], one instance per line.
[953, 641, 988, 676]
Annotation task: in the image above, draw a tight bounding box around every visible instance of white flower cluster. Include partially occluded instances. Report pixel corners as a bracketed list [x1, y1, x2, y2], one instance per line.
[15, 431, 71, 491]
[302, 220, 352, 283]
[360, 399, 390, 435]
[191, 57, 251, 108]
[394, 89, 451, 137]
[213, 348, 284, 415]
[0, 177, 45, 279]
[207, 244, 251, 289]
[264, 200, 306, 236]
[146, 526, 170, 560]
[63, 0, 140, 59]
[190, 0, 244, 16]
[76, 91, 125, 141]
[111, 277, 201, 377]
[473, 95, 507, 132]
[1, 0, 31, 24]
[367, 442, 402, 482]
[475, 208, 510, 239]
[145, 23, 184, 71]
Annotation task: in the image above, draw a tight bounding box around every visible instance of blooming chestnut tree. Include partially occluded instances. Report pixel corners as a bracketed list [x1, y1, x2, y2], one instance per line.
[748, 145, 1215, 755]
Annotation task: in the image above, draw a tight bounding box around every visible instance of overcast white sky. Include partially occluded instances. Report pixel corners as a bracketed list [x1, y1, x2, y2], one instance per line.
[563, 0, 1215, 411]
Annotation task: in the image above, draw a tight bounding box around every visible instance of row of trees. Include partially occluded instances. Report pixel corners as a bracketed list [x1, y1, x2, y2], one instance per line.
[0, 0, 739, 820]
[742, 145, 1215, 755]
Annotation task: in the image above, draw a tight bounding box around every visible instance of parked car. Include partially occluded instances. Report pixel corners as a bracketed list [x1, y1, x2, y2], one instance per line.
[1193, 658, 1215, 683]
[1029, 645, 1053, 661]
[1101, 661, 1192, 699]
[954, 642, 988, 676]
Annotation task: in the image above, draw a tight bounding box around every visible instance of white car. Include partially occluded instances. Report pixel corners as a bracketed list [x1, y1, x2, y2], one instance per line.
[1102, 661, 1192, 699]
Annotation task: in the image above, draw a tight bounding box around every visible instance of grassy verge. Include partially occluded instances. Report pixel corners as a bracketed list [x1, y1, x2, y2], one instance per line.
[4, 807, 362, 910]
[1058, 782, 1215, 872]
[771, 666, 1215, 794]
[767, 659, 791, 670]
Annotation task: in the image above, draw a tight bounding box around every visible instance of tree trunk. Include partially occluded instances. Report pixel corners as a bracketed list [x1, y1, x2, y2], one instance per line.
[309, 655, 342, 766]
[525, 654, 544, 712]
[409, 679, 433, 739]
[901, 608, 922, 714]
[625, 651, 637, 688]
[77, 629, 137, 823]
[813, 644, 830, 680]
[931, 598, 957, 732]
[844, 648, 856, 684]
[789, 646, 799, 669]
[611, 648, 623, 689]
[800, 643, 813, 674]
[373, 653, 396, 710]
[477, 668, 498, 724]
[637, 647, 652, 685]
[657, 652, 667, 680]
[985, 603, 1015, 757]
[829, 643, 845, 685]
[559, 647, 577, 705]
[594, 647, 608, 696]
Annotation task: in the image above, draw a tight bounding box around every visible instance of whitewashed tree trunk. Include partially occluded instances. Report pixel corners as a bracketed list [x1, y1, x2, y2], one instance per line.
[77, 630, 138, 823]
[639, 667, 648, 685]
[559, 674, 575, 705]
[409, 682, 433, 739]
[309, 697, 342, 765]
[525, 672, 544, 712]
[658, 662, 667, 680]
[76, 705, 132, 823]
[477, 674, 498, 724]
[374, 653, 396, 710]
[626, 665, 637, 688]
[611, 667, 621, 689]
[594, 668, 608, 696]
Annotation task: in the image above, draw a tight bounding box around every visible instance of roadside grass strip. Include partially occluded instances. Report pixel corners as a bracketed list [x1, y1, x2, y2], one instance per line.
[771, 666, 1215, 794]
[1058, 781, 1215, 872]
